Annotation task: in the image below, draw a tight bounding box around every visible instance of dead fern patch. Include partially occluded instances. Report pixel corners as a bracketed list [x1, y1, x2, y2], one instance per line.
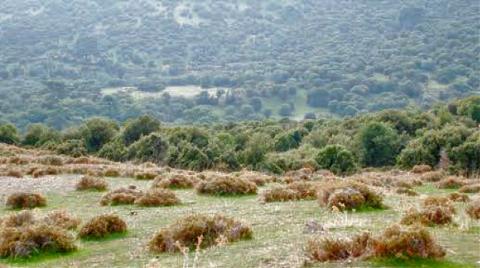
[420, 171, 445, 182]
[411, 165, 432, 174]
[149, 214, 252, 253]
[6, 169, 24, 178]
[42, 210, 81, 230]
[395, 187, 418, 196]
[100, 187, 143, 206]
[466, 199, 480, 220]
[448, 192, 470, 202]
[196, 176, 257, 196]
[134, 171, 158, 180]
[261, 187, 299, 202]
[75, 176, 108, 191]
[459, 184, 480, 193]
[6, 192, 47, 209]
[151, 175, 197, 189]
[318, 182, 384, 211]
[78, 214, 127, 239]
[436, 176, 466, 189]
[135, 189, 180, 207]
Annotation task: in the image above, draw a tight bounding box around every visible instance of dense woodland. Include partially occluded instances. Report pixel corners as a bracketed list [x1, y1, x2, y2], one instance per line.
[0, 96, 479, 176]
[0, 0, 479, 129]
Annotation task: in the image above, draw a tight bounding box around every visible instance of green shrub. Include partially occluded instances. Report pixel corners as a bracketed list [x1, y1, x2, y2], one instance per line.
[358, 122, 401, 167]
[0, 123, 20, 145]
[122, 115, 160, 145]
[315, 145, 356, 175]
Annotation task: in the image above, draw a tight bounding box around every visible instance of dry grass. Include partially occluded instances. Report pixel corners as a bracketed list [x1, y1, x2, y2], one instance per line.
[306, 224, 445, 262]
[134, 171, 158, 180]
[149, 214, 252, 253]
[103, 168, 121, 177]
[37, 156, 64, 166]
[448, 192, 470, 202]
[420, 171, 445, 182]
[6, 169, 24, 178]
[6, 192, 47, 209]
[0, 211, 35, 228]
[151, 174, 197, 189]
[261, 187, 299, 202]
[31, 166, 60, 178]
[76, 176, 108, 191]
[411, 164, 432, 174]
[134, 189, 180, 207]
[466, 199, 480, 220]
[400, 206, 454, 226]
[436, 176, 466, 189]
[196, 176, 257, 196]
[42, 210, 81, 230]
[100, 186, 143, 206]
[78, 214, 127, 239]
[395, 187, 418, 196]
[318, 181, 384, 211]
[459, 183, 480, 193]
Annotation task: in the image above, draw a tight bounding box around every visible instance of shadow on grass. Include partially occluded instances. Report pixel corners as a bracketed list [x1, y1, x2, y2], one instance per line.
[80, 231, 129, 242]
[372, 257, 476, 268]
[1, 249, 83, 266]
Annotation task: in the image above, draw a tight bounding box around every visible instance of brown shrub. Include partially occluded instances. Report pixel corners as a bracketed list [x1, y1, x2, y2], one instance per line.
[149, 214, 252, 253]
[37, 156, 64, 166]
[318, 182, 384, 211]
[135, 189, 180, 207]
[436, 176, 466, 189]
[196, 176, 257, 196]
[466, 199, 480, 220]
[261, 187, 299, 202]
[100, 187, 143, 206]
[5, 168, 23, 178]
[448, 192, 470, 202]
[151, 175, 197, 189]
[306, 233, 371, 262]
[423, 196, 456, 214]
[42, 210, 81, 230]
[103, 168, 121, 177]
[286, 181, 318, 200]
[459, 184, 480, 193]
[134, 171, 158, 180]
[1, 211, 35, 228]
[0, 224, 77, 258]
[75, 176, 108, 191]
[421, 171, 445, 182]
[395, 187, 418, 196]
[6, 193, 47, 209]
[400, 207, 453, 226]
[395, 180, 414, 189]
[369, 224, 445, 259]
[78, 214, 127, 239]
[411, 165, 433, 174]
[32, 166, 59, 178]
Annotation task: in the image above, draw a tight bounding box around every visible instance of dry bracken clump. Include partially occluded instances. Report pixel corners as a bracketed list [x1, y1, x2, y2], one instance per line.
[436, 176, 466, 189]
[100, 187, 143, 206]
[37, 155, 64, 166]
[420, 171, 445, 182]
[423, 196, 456, 214]
[318, 182, 384, 211]
[75, 176, 108, 191]
[103, 168, 121, 177]
[466, 199, 480, 220]
[78, 214, 127, 239]
[31, 166, 59, 178]
[6, 169, 23, 178]
[400, 207, 453, 226]
[0, 211, 35, 228]
[459, 184, 480, 193]
[306, 224, 445, 263]
[0, 224, 77, 258]
[196, 176, 257, 196]
[151, 174, 197, 189]
[134, 189, 180, 207]
[149, 214, 252, 253]
[448, 192, 470, 202]
[134, 171, 158, 180]
[395, 187, 418, 196]
[411, 164, 433, 174]
[261, 187, 299, 202]
[6, 192, 47, 209]
[42, 210, 81, 230]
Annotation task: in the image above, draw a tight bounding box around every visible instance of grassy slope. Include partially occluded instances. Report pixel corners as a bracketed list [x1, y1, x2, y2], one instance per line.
[0, 176, 478, 268]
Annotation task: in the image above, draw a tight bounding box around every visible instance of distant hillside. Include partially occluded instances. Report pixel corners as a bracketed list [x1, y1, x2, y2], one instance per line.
[0, 0, 479, 129]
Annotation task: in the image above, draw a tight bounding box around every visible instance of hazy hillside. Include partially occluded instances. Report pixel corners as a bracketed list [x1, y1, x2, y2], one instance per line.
[0, 0, 479, 129]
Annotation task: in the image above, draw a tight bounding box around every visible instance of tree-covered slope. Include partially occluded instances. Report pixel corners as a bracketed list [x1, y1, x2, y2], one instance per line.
[0, 0, 479, 128]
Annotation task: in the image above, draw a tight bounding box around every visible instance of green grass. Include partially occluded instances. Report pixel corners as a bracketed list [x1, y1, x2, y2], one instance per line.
[1, 176, 479, 268]
[372, 258, 477, 268]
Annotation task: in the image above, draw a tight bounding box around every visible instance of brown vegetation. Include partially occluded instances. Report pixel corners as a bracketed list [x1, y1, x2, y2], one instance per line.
[448, 192, 470, 202]
[149, 214, 252, 253]
[420, 171, 445, 182]
[6, 192, 47, 209]
[134, 171, 158, 180]
[75, 176, 108, 191]
[78, 214, 127, 239]
[466, 199, 480, 220]
[151, 174, 197, 189]
[100, 187, 143, 206]
[411, 164, 432, 174]
[318, 181, 384, 211]
[459, 184, 480, 193]
[134, 189, 180, 207]
[196, 176, 257, 196]
[436, 176, 466, 189]
[42, 210, 81, 230]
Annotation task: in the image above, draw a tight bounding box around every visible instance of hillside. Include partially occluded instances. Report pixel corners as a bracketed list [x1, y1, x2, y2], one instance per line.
[0, 0, 479, 129]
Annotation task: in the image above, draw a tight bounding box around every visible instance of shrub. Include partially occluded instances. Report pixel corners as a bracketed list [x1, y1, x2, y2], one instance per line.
[436, 176, 466, 189]
[411, 164, 432, 174]
[76, 176, 108, 191]
[42, 210, 81, 230]
[134, 189, 180, 207]
[128, 133, 169, 164]
[151, 175, 197, 189]
[78, 214, 127, 239]
[315, 145, 356, 175]
[420, 171, 445, 182]
[100, 187, 143, 206]
[134, 171, 158, 180]
[261, 187, 299, 202]
[122, 115, 160, 146]
[306, 233, 371, 262]
[448, 192, 470, 202]
[459, 184, 480, 193]
[0, 224, 77, 258]
[196, 176, 257, 196]
[358, 122, 401, 167]
[55, 139, 87, 157]
[37, 155, 64, 166]
[6, 193, 47, 209]
[149, 214, 252, 253]
[6, 169, 23, 178]
[423, 196, 456, 214]
[400, 207, 453, 226]
[80, 118, 118, 152]
[466, 199, 480, 220]
[1, 211, 35, 228]
[31, 166, 59, 178]
[286, 181, 318, 200]
[318, 182, 384, 211]
[103, 168, 121, 177]
[0, 123, 20, 145]
[396, 187, 418, 196]
[369, 224, 445, 259]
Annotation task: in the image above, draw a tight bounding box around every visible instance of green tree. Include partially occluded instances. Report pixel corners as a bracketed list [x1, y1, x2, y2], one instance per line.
[128, 133, 169, 164]
[358, 122, 401, 167]
[315, 144, 356, 175]
[80, 118, 119, 152]
[122, 115, 161, 145]
[23, 124, 60, 147]
[0, 123, 20, 145]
